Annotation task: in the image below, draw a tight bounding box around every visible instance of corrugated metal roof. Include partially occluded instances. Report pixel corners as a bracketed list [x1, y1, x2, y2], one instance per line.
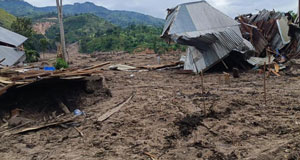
[277, 17, 291, 45]
[0, 26, 27, 47]
[249, 9, 283, 23]
[0, 46, 25, 66]
[183, 28, 246, 72]
[162, 1, 254, 73]
[166, 1, 239, 35]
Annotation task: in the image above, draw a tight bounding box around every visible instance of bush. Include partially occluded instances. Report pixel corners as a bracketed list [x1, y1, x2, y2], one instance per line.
[25, 49, 39, 63]
[54, 58, 68, 69]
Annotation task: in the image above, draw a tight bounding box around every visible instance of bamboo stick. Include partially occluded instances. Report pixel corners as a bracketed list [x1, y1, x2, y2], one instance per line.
[201, 71, 206, 116]
[264, 62, 267, 106]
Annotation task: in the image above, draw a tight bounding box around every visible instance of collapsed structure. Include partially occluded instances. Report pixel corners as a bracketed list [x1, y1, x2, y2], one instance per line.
[237, 10, 300, 60]
[162, 1, 300, 73]
[161, 1, 254, 73]
[0, 26, 27, 66]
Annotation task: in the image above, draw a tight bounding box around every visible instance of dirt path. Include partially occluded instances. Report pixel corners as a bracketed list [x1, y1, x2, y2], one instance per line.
[1, 52, 300, 159]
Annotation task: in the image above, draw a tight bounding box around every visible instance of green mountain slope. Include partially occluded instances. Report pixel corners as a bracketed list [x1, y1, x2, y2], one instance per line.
[0, 0, 35, 16]
[0, 0, 165, 27]
[43, 13, 184, 54]
[0, 8, 16, 29]
[80, 25, 185, 54]
[46, 14, 116, 44]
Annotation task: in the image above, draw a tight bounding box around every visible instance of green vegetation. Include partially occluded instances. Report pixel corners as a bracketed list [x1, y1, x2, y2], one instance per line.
[25, 50, 39, 63]
[11, 17, 48, 62]
[46, 14, 115, 44]
[79, 24, 185, 54]
[288, 11, 298, 22]
[0, 0, 164, 27]
[11, 17, 34, 37]
[0, 8, 16, 29]
[44, 14, 184, 54]
[30, 12, 58, 23]
[0, 0, 35, 16]
[0, 4, 182, 64]
[54, 58, 69, 69]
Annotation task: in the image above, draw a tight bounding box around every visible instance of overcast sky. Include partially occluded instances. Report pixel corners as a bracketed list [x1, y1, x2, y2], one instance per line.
[24, 0, 298, 19]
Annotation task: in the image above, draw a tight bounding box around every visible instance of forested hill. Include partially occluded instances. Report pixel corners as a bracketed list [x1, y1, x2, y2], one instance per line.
[44, 13, 185, 54]
[0, 0, 165, 27]
[0, 8, 16, 29]
[46, 14, 116, 44]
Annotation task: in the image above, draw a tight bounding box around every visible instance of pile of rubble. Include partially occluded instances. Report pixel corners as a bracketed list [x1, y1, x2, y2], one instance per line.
[0, 62, 112, 137]
[0, 62, 109, 97]
[237, 9, 300, 61]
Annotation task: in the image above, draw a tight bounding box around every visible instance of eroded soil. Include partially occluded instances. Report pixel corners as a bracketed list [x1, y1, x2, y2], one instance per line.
[0, 51, 300, 160]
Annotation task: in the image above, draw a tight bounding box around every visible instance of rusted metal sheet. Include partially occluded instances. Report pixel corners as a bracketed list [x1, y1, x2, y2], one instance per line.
[237, 9, 300, 59]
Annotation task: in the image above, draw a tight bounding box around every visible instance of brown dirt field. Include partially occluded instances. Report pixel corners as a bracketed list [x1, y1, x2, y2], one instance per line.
[1, 51, 300, 160]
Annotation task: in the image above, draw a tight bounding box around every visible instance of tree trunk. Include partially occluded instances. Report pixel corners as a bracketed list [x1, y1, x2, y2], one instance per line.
[56, 0, 68, 63]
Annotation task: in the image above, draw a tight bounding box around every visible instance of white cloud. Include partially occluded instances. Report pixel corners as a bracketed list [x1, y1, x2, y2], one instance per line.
[24, 0, 298, 19]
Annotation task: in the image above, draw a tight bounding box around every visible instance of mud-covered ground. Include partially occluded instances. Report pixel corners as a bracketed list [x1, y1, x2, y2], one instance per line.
[1, 51, 300, 160]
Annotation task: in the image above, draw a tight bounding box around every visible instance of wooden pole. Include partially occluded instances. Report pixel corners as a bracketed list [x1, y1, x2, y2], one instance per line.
[263, 62, 267, 106]
[298, 0, 300, 27]
[201, 71, 206, 116]
[267, 48, 271, 69]
[56, 0, 68, 63]
[266, 48, 271, 78]
[221, 59, 229, 70]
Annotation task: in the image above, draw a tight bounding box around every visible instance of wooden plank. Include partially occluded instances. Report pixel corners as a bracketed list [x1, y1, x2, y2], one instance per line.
[97, 94, 134, 122]
[50, 68, 102, 78]
[11, 72, 51, 81]
[0, 68, 19, 75]
[139, 61, 182, 70]
[60, 76, 85, 80]
[274, 63, 280, 73]
[144, 152, 157, 160]
[0, 77, 27, 85]
[57, 99, 71, 114]
[81, 62, 110, 71]
[73, 127, 84, 137]
[271, 70, 281, 77]
[12, 116, 77, 134]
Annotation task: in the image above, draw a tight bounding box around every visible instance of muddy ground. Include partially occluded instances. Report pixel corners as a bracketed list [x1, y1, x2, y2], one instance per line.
[0, 51, 300, 160]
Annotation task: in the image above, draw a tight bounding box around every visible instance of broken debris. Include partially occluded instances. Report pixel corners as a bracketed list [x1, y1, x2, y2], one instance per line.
[162, 2, 300, 74]
[109, 64, 136, 71]
[0, 62, 109, 97]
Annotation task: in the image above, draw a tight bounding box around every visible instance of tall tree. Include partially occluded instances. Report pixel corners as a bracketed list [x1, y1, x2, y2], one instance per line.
[11, 17, 33, 38]
[56, 0, 68, 62]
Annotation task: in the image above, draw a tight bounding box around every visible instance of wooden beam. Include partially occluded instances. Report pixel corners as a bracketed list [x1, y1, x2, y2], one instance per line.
[56, 99, 71, 114]
[97, 94, 134, 122]
[12, 116, 77, 134]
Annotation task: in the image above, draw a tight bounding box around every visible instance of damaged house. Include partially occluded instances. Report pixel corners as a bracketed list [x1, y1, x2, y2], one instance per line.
[0, 26, 27, 66]
[237, 9, 300, 60]
[161, 1, 254, 73]
[162, 1, 300, 73]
